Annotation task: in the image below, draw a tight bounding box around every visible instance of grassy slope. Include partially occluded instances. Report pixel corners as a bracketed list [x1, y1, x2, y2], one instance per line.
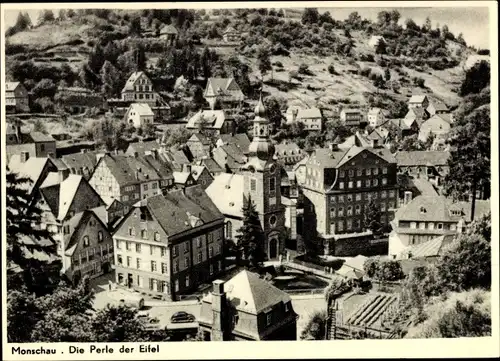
[6, 15, 465, 110]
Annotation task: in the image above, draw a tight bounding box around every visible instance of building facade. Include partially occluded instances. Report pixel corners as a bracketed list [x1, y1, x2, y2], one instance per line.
[121, 72, 157, 105]
[112, 186, 225, 301]
[125, 103, 155, 128]
[5, 82, 29, 113]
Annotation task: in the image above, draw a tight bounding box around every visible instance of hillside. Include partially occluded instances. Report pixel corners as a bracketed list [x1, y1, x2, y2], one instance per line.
[5, 8, 474, 113]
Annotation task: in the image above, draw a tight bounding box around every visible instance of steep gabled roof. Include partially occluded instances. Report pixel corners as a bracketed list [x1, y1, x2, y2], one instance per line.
[218, 133, 251, 153]
[8, 156, 57, 194]
[127, 103, 154, 116]
[204, 77, 244, 99]
[206, 173, 245, 218]
[5, 82, 21, 92]
[64, 209, 109, 256]
[122, 72, 150, 93]
[186, 110, 233, 130]
[202, 270, 292, 314]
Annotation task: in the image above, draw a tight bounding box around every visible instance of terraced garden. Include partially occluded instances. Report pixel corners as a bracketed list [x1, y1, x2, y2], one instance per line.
[345, 292, 399, 330]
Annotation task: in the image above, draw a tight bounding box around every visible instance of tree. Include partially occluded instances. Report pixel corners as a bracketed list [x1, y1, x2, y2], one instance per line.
[264, 96, 286, 129]
[301, 8, 320, 25]
[328, 64, 336, 74]
[364, 200, 383, 236]
[129, 16, 142, 36]
[460, 60, 490, 96]
[58, 9, 67, 21]
[32, 78, 57, 99]
[7, 290, 43, 342]
[384, 68, 391, 81]
[363, 257, 381, 279]
[235, 197, 266, 267]
[192, 85, 205, 110]
[300, 310, 327, 340]
[324, 277, 349, 307]
[424, 16, 432, 32]
[100, 61, 122, 98]
[443, 96, 490, 218]
[67, 9, 76, 18]
[257, 47, 272, 81]
[377, 260, 404, 282]
[14, 11, 32, 32]
[38, 10, 55, 24]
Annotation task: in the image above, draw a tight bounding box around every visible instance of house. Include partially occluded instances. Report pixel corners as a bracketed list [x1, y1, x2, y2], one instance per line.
[112, 185, 225, 301]
[173, 168, 197, 189]
[274, 142, 306, 168]
[340, 108, 364, 127]
[5, 81, 29, 113]
[286, 107, 323, 131]
[408, 94, 429, 109]
[121, 71, 157, 105]
[199, 271, 298, 340]
[378, 118, 418, 139]
[89, 153, 174, 211]
[6, 124, 57, 161]
[61, 150, 100, 179]
[301, 144, 398, 256]
[338, 131, 386, 150]
[388, 195, 490, 258]
[125, 103, 155, 128]
[61, 209, 114, 285]
[222, 26, 241, 43]
[368, 35, 386, 49]
[186, 110, 236, 136]
[103, 197, 126, 229]
[216, 133, 251, 153]
[159, 24, 178, 45]
[395, 151, 450, 187]
[367, 107, 387, 128]
[418, 113, 453, 142]
[395, 234, 455, 261]
[190, 165, 214, 189]
[195, 157, 225, 177]
[426, 101, 449, 116]
[397, 175, 439, 207]
[187, 133, 213, 160]
[213, 142, 247, 174]
[404, 107, 429, 125]
[206, 97, 287, 260]
[203, 77, 245, 110]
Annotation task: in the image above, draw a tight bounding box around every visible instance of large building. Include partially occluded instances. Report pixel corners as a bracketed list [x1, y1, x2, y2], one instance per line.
[388, 195, 490, 258]
[121, 71, 157, 105]
[199, 271, 298, 340]
[206, 97, 287, 260]
[301, 144, 398, 256]
[395, 151, 450, 187]
[112, 185, 225, 301]
[186, 110, 236, 136]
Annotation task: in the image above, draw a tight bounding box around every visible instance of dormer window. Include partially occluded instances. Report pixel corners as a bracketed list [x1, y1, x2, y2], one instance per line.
[266, 311, 272, 326]
[420, 207, 427, 214]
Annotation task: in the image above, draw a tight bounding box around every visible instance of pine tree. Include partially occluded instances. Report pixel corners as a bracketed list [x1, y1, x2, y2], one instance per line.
[364, 199, 383, 236]
[235, 197, 266, 267]
[100, 60, 122, 98]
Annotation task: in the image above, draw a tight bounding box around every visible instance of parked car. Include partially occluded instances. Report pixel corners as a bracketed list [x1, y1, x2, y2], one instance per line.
[170, 311, 196, 323]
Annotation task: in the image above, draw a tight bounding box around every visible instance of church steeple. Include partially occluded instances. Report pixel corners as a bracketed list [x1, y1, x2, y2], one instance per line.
[246, 94, 275, 162]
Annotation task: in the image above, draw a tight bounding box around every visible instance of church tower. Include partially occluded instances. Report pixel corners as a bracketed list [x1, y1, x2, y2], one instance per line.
[241, 95, 285, 260]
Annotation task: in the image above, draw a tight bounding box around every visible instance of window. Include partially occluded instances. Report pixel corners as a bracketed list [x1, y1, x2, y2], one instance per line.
[185, 275, 190, 287]
[175, 280, 179, 292]
[143, 184, 148, 191]
[348, 169, 354, 177]
[348, 181, 353, 189]
[141, 229, 148, 239]
[83, 236, 89, 247]
[355, 205, 361, 215]
[136, 258, 141, 269]
[209, 264, 214, 275]
[173, 245, 178, 257]
[151, 261, 157, 272]
[209, 247, 213, 258]
[347, 219, 352, 230]
[134, 193, 139, 199]
[389, 190, 395, 198]
[198, 251, 203, 263]
[356, 180, 362, 188]
[428, 222, 435, 230]
[126, 241, 131, 251]
[135, 243, 141, 253]
[338, 221, 344, 231]
[339, 182, 344, 189]
[197, 238, 202, 248]
[128, 228, 135, 236]
[381, 203, 386, 212]
[419, 222, 426, 230]
[173, 260, 179, 273]
[330, 208, 336, 217]
[218, 260, 222, 271]
[339, 195, 344, 203]
[373, 179, 379, 186]
[382, 178, 387, 185]
[450, 224, 456, 231]
[410, 222, 417, 229]
[357, 169, 363, 176]
[356, 194, 361, 201]
[126, 256, 132, 267]
[347, 194, 353, 202]
[122, 195, 129, 202]
[269, 177, 276, 194]
[137, 276, 143, 288]
[208, 233, 213, 243]
[154, 232, 160, 242]
[330, 196, 336, 202]
[266, 312, 272, 326]
[185, 256, 190, 268]
[285, 302, 290, 312]
[366, 179, 370, 187]
[381, 191, 387, 199]
[184, 242, 190, 253]
[347, 206, 353, 216]
[373, 168, 379, 175]
[383, 167, 388, 174]
[117, 255, 123, 265]
[152, 182, 158, 189]
[88, 249, 95, 262]
[339, 170, 345, 178]
[338, 207, 344, 217]
[98, 231, 103, 242]
[437, 223, 443, 230]
[251, 179, 256, 191]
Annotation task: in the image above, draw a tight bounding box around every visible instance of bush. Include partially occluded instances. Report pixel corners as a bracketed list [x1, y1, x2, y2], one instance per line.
[360, 67, 371, 77]
[328, 64, 335, 74]
[273, 61, 283, 68]
[298, 63, 310, 75]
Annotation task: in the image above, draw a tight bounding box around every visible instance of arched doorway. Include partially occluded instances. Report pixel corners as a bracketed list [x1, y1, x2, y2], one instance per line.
[269, 237, 278, 260]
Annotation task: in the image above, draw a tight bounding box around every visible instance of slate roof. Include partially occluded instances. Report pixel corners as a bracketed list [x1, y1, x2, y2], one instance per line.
[206, 173, 245, 218]
[409, 95, 428, 104]
[62, 151, 99, 176]
[214, 144, 247, 172]
[188, 133, 212, 146]
[204, 78, 244, 99]
[406, 107, 428, 119]
[428, 101, 449, 112]
[395, 151, 450, 167]
[127, 103, 154, 116]
[136, 186, 223, 239]
[186, 110, 233, 130]
[218, 133, 251, 153]
[8, 156, 56, 194]
[400, 234, 455, 259]
[336, 146, 396, 168]
[126, 140, 161, 155]
[197, 157, 224, 174]
[203, 270, 292, 314]
[98, 154, 163, 186]
[296, 107, 322, 119]
[395, 195, 490, 223]
[190, 165, 209, 181]
[64, 209, 109, 256]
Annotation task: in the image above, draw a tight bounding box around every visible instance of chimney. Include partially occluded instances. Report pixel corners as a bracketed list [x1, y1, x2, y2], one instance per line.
[133, 151, 139, 158]
[59, 168, 70, 182]
[135, 171, 140, 180]
[80, 148, 88, 154]
[211, 280, 227, 341]
[404, 191, 412, 205]
[184, 164, 192, 173]
[328, 143, 338, 151]
[20, 151, 30, 163]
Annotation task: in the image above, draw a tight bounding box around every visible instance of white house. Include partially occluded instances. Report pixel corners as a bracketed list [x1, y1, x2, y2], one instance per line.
[125, 103, 154, 128]
[367, 107, 387, 127]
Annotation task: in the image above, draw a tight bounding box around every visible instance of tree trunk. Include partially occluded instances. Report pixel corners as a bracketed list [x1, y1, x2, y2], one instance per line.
[470, 179, 477, 222]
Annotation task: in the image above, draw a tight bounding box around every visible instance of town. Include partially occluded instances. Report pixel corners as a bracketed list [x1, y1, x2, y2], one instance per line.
[5, 7, 492, 343]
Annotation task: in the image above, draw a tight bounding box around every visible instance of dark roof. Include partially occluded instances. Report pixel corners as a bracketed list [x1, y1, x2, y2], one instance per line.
[126, 140, 161, 155]
[407, 107, 428, 119]
[189, 133, 212, 146]
[99, 154, 163, 186]
[395, 151, 450, 167]
[139, 185, 223, 238]
[219, 133, 251, 153]
[198, 157, 224, 174]
[62, 151, 99, 175]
